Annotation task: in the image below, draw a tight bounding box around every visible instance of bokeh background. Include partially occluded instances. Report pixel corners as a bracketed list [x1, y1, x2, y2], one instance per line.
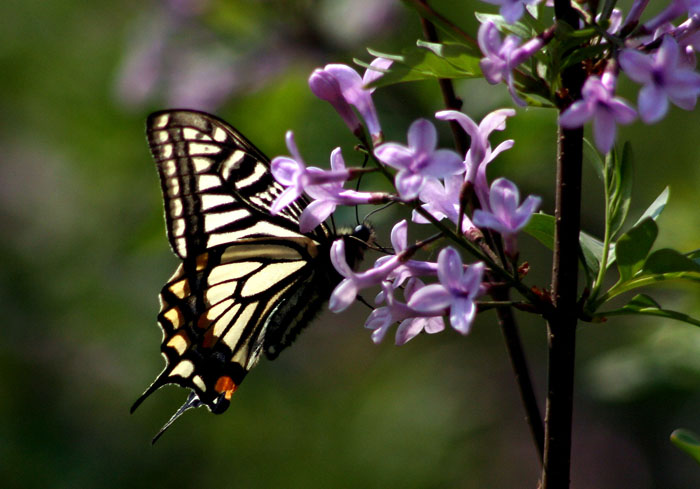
[2, 1, 700, 488]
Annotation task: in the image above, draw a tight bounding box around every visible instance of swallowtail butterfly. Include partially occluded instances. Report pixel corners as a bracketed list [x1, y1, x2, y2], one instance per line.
[132, 110, 372, 440]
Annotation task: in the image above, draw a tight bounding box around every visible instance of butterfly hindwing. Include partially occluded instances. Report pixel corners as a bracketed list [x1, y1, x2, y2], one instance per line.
[134, 237, 319, 415]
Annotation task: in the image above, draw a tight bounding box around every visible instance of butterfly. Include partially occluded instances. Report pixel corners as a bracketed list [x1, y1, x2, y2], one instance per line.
[132, 109, 373, 441]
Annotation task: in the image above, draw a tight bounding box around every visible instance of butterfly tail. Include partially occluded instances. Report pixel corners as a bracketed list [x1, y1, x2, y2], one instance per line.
[151, 391, 203, 444]
[130, 369, 171, 414]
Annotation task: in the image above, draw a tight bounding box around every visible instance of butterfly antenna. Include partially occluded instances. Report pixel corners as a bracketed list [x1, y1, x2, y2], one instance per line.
[151, 392, 202, 444]
[362, 201, 397, 224]
[356, 294, 374, 310]
[330, 213, 338, 235]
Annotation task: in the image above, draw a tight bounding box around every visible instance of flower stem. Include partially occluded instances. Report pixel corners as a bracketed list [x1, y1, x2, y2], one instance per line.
[542, 3, 585, 488]
[491, 287, 545, 461]
[416, 5, 545, 465]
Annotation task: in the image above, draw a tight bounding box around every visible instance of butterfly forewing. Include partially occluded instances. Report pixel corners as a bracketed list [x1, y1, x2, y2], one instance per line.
[146, 110, 314, 259]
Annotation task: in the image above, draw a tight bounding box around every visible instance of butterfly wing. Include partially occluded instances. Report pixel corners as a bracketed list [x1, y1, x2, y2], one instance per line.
[134, 110, 332, 416]
[146, 109, 327, 259]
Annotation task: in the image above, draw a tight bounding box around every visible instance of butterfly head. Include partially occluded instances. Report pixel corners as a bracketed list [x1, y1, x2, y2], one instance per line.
[340, 222, 376, 271]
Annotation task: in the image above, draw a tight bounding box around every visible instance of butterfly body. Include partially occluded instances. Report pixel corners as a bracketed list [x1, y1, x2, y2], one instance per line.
[133, 110, 371, 428]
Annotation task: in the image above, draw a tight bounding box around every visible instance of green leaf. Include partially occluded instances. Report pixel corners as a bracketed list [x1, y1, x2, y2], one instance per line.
[523, 212, 609, 279]
[360, 45, 481, 89]
[671, 429, 700, 465]
[560, 43, 609, 71]
[600, 294, 700, 327]
[474, 12, 533, 39]
[583, 138, 604, 181]
[580, 231, 604, 279]
[608, 142, 633, 238]
[633, 186, 670, 226]
[642, 248, 700, 275]
[522, 212, 554, 249]
[415, 40, 482, 74]
[616, 218, 658, 282]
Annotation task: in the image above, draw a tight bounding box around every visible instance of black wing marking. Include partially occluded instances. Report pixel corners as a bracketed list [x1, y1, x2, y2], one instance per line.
[146, 109, 319, 259]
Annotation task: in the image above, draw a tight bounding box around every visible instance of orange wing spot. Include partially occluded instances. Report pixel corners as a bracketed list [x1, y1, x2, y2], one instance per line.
[197, 313, 211, 329]
[202, 328, 220, 348]
[196, 252, 209, 271]
[214, 376, 238, 400]
[166, 330, 190, 355]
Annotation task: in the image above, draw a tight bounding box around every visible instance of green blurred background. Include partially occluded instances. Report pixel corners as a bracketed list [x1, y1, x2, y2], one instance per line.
[2, 0, 700, 487]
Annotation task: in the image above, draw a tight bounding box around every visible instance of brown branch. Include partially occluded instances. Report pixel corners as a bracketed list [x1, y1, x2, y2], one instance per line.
[541, 2, 586, 488]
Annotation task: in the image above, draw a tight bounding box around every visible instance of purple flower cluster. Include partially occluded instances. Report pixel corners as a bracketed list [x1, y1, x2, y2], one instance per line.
[475, 1, 700, 153]
[265, 0, 698, 347]
[270, 62, 542, 345]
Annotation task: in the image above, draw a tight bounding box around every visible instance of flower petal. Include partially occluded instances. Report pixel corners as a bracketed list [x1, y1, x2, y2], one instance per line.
[619, 49, 654, 84]
[437, 246, 463, 290]
[271, 156, 302, 186]
[271, 185, 301, 215]
[330, 239, 353, 277]
[363, 57, 393, 92]
[421, 149, 465, 177]
[395, 171, 425, 200]
[299, 199, 336, 232]
[407, 118, 437, 154]
[450, 298, 476, 335]
[394, 318, 425, 345]
[638, 84, 669, 123]
[559, 100, 594, 128]
[408, 283, 452, 313]
[391, 219, 408, 253]
[593, 109, 617, 153]
[374, 143, 414, 170]
[329, 279, 358, 312]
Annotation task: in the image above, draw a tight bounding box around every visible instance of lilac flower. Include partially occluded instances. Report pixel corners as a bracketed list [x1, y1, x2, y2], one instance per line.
[374, 119, 464, 200]
[409, 248, 485, 335]
[299, 148, 384, 232]
[312, 64, 383, 142]
[559, 73, 637, 153]
[480, 0, 541, 24]
[619, 35, 700, 123]
[374, 220, 439, 292]
[675, 17, 700, 65]
[362, 57, 393, 91]
[366, 279, 445, 345]
[675, 16, 700, 53]
[270, 132, 350, 215]
[329, 240, 403, 313]
[309, 69, 362, 135]
[597, 8, 623, 35]
[472, 178, 541, 256]
[435, 109, 515, 180]
[644, 0, 700, 32]
[435, 109, 516, 209]
[622, 0, 650, 32]
[412, 176, 473, 232]
[478, 21, 545, 106]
